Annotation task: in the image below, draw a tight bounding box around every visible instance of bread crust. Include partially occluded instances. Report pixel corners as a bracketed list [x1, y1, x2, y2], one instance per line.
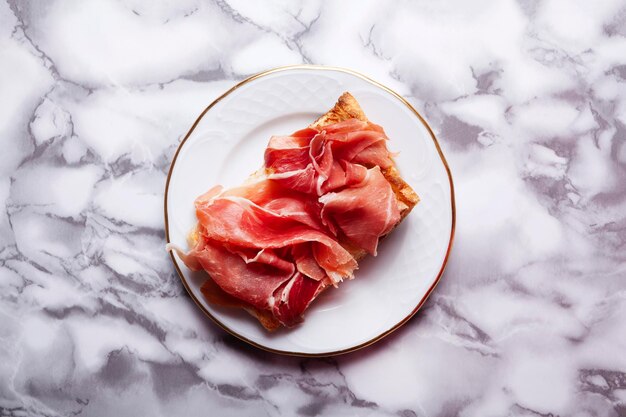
[197, 92, 419, 330]
[310, 92, 367, 128]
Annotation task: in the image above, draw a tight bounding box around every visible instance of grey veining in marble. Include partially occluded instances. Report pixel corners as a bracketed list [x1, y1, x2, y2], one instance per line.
[1, 0, 626, 416]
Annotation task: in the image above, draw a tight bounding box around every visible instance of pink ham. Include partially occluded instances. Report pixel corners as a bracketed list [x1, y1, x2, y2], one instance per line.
[273, 273, 327, 326]
[179, 237, 332, 327]
[193, 239, 294, 311]
[210, 178, 324, 231]
[266, 166, 318, 195]
[264, 119, 393, 196]
[264, 128, 317, 173]
[319, 166, 401, 256]
[291, 243, 327, 281]
[195, 195, 357, 280]
[352, 141, 394, 169]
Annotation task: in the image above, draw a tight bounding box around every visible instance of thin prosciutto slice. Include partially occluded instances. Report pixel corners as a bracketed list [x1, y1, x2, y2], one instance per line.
[195, 193, 357, 280]
[273, 272, 326, 326]
[319, 167, 401, 256]
[173, 117, 404, 328]
[264, 119, 393, 196]
[194, 239, 295, 311]
[187, 238, 329, 327]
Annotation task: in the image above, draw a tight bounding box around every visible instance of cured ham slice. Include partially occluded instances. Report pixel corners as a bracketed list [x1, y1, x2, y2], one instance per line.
[352, 141, 394, 169]
[292, 243, 327, 281]
[273, 273, 327, 326]
[319, 167, 401, 256]
[194, 239, 294, 311]
[192, 243, 329, 328]
[217, 179, 324, 231]
[320, 160, 368, 195]
[170, 92, 419, 330]
[266, 166, 317, 195]
[181, 236, 333, 327]
[264, 128, 317, 173]
[194, 241, 329, 327]
[194, 192, 357, 280]
[264, 119, 393, 196]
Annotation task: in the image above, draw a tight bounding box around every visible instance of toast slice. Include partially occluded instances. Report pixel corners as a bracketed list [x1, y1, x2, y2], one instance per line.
[198, 92, 419, 330]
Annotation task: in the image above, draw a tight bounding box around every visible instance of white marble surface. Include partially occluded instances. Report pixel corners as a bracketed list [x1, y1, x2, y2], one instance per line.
[1, 0, 625, 416]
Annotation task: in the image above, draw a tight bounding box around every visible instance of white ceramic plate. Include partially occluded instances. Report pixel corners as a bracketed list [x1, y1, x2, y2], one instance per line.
[165, 66, 455, 356]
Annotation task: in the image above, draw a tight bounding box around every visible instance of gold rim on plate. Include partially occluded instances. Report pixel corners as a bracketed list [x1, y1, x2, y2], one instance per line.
[164, 65, 456, 357]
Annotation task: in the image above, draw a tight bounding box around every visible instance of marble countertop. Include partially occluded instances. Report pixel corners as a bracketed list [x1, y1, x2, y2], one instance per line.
[2, 1, 626, 416]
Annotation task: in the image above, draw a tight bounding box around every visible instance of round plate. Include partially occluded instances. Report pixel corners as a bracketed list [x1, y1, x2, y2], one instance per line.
[164, 65, 455, 356]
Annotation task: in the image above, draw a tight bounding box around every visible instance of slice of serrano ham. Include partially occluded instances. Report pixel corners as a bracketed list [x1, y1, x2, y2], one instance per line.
[319, 167, 401, 256]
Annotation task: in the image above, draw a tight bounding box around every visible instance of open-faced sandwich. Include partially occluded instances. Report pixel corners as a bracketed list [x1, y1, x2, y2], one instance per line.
[168, 92, 419, 330]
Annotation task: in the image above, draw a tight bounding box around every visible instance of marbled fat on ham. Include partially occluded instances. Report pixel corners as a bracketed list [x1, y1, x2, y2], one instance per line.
[173, 118, 403, 328]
